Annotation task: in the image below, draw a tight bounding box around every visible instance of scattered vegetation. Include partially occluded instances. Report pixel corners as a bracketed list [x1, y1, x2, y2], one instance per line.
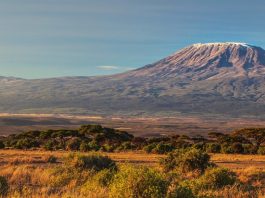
[1, 125, 265, 196]
[0, 176, 8, 196]
[3, 125, 265, 157]
[66, 153, 117, 171]
[160, 148, 212, 174]
[0, 149, 264, 197]
[109, 165, 168, 198]
[45, 155, 57, 163]
[196, 167, 237, 189]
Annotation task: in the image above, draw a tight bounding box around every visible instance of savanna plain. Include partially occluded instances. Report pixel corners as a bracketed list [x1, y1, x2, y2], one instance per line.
[0, 121, 265, 197]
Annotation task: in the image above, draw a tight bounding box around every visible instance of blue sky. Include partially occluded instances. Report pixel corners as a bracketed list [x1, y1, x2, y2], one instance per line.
[0, 0, 265, 79]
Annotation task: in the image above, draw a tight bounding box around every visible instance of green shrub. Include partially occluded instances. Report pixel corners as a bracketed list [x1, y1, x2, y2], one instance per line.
[231, 142, 244, 154]
[46, 155, 57, 163]
[14, 138, 39, 149]
[132, 137, 146, 149]
[0, 176, 8, 196]
[79, 125, 103, 135]
[49, 166, 91, 188]
[43, 140, 56, 151]
[66, 138, 81, 151]
[101, 144, 115, 152]
[54, 141, 65, 150]
[87, 141, 100, 151]
[153, 143, 175, 154]
[92, 169, 116, 186]
[193, 142, 206, 151]
[257, 147, 265, 155]
[66, 153, 117, 171]
[174, 140, 191, 149]
[123, 142, 134, 150]
[143, 143, 157, 153]
[243, 144, 257, 154]
[80, 169, 115, 197]
[197, 167, 236, 190]
[221, 142, 245, 154]
[160, 148, 212, 174]
[39, 130, 53, 139]
[147, 137, 170, 144]
[166, 183, 194, 198]
[0, 141, 5, 149]
[79, 142, 91, 152]
[206, 143, 221, 153]
[221, 143, 233, 154]
[109, 165, 168, 198]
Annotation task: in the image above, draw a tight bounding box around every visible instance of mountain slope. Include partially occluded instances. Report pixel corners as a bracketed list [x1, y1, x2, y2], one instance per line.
[1, 42, 265, 117]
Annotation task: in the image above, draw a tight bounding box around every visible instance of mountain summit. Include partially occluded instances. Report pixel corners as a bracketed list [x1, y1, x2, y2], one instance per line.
[1, 42, 265, 117]
[119, 42, 265, 81]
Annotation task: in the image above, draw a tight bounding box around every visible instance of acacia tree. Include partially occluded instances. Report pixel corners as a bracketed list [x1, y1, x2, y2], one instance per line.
[233, 128, 265, 148]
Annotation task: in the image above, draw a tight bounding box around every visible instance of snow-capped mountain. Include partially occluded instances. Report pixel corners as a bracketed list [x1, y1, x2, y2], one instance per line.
[1, 42, 265, 117]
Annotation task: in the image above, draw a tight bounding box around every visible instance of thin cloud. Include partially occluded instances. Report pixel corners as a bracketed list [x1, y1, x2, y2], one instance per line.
[97, 65, 119, 70]
[97, 66, 137, 71]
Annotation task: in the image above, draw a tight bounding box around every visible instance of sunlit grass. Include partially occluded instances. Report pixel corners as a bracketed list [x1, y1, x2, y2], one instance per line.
[0, 150, 265, 197]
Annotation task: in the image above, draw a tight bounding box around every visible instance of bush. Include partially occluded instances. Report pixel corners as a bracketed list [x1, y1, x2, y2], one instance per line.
[87, 141, 100, 151]
[43, 140, 56, 151]
[91, 169, 116, 186]
[153, 143, 175, 154]
[167, 183, 194, 198]
[0, 176, 8, 196]
[79, 142, 91, 152]
[206, 143, 221, 153]
[193, 142, 206, 151]
[101, 144, 115, 152]
[80, 169, 115, 197]
[66, 138, 81, 151]
[39, 130, 53, 139]
[257, 147, 265, 155]
[231, 142, 244, 154]
[221, 143, 233, 154]
[221, 142, 245, 154]
[45, 155, 57, 163]
[109, 165, 168, 198]
[79, 125, 103, 135]
[115, 142, 136, 151]
[132, 137, 146, 149]
[66, 153, 117, 171]
[14, 138, 39, 149]
[174, 141, 191, 149]
[49, 166, 91, 188]
[243, 144, 257, 154]
[160, 148, 212, 174]
[143, 143, 157, 153]
[0, 141, 5, 149]
[197, 167, 236, 189]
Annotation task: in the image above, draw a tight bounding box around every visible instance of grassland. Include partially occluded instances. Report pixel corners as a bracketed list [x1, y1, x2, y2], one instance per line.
[0, 150, 265, 197]
[1, 149, 265, 170]
[1, 120, 265, 197]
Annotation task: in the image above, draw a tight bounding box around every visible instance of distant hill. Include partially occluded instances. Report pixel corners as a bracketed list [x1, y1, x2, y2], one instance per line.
[1, 42, 265, 117]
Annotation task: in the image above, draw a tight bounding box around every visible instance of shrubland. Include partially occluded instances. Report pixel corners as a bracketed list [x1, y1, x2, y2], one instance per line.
[0, 125, 265, 196]
[0, 149, 264, 197]
[2, 125, 265, 156]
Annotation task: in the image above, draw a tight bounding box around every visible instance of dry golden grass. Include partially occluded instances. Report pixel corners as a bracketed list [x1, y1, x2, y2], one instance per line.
[211, 154, 265, 171]
[1, 150, 265, 170]
[0, 149, 161, 167]
[0, 150, 265, 197]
